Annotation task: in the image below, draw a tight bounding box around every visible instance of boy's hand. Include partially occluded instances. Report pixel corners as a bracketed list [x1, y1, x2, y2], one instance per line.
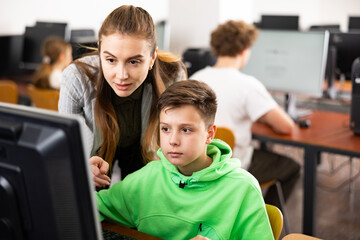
[90, 156, 111, 187]
[190, 236, 210, 240]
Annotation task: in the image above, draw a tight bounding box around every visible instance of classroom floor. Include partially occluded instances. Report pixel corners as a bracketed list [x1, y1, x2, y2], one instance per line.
[270, 144, 360, 240]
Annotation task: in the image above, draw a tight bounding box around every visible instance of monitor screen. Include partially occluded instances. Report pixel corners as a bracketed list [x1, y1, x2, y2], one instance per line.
[241, 30, 329, 97]
[21, 23, 68, 71]
[330, 32, 360, 80]
[348, 16, 360, 31]
[0, 35, 23, 77]
[309, 24, 341, 33]
[260, 15, 299, 30]
[155, 20, 170, 51]
[0, 103, 101, 239]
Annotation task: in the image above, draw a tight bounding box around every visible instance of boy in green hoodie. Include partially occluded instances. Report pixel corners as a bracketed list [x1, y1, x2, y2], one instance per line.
[92, 80, 274, 240]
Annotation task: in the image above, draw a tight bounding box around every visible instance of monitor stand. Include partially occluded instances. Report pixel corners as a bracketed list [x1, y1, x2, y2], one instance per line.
[324, 46, 338, 99]
[284, 93, 312, 120]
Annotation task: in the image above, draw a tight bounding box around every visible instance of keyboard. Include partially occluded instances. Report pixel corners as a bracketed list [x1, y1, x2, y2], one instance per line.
[102, 229, 136, 240]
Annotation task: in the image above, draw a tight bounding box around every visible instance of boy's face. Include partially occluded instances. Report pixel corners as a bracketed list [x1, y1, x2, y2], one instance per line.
[159, 105, 215, 176]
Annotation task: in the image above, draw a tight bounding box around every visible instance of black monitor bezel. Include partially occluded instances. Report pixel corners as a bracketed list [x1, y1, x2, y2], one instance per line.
[0, 103, 101, 239]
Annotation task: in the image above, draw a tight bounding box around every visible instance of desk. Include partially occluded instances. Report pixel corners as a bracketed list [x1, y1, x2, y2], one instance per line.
[251, 110, 360, 236]
[102, 221, 162, 240]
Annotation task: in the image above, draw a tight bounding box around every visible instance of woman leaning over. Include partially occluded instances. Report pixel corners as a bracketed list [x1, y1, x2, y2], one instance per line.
[58, 5, 186, 186]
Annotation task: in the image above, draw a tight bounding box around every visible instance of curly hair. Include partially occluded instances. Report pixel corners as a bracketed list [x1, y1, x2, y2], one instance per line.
[210, 20, 258, 57]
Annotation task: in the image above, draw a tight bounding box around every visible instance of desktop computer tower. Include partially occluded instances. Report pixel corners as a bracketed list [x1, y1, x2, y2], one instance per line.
[350, 57, 360, 135]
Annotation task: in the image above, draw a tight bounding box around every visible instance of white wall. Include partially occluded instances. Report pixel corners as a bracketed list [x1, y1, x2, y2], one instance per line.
[1, 0, 359, 55]
[167, 0, 360, 55]
[168, 0, 220, 55]
[0, 0, 168, 35]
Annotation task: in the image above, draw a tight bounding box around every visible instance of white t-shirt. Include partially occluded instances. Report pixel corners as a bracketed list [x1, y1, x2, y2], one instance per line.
[49, 69, 62, 90]
[191, 67, 277, 169]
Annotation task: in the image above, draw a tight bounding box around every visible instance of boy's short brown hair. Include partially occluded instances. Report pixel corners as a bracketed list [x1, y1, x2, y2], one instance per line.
[210, 20, 258, 57]
[157, 80, 217, 127]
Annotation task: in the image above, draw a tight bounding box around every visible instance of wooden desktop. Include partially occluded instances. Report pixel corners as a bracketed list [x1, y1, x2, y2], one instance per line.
[252, 110, 360, 237]
[102, 221, 162, 240]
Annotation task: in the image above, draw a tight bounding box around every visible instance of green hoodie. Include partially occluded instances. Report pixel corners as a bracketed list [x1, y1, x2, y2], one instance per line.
[96, 139, 274, 240]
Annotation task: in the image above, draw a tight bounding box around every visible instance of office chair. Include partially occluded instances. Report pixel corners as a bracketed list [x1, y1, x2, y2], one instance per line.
[318, 154, 359, 194]
[266, 204, 283, 240]
[214, 126, 290, 234]
[182, 48, 217, 77]
[27, 84, 59, 111]
[0, 80, 18, 104]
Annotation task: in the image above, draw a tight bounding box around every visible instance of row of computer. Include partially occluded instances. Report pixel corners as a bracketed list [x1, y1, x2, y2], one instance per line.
[0, 21, 96, 79]
[183, 28, 360, 102]
[256, 14, 360, 32]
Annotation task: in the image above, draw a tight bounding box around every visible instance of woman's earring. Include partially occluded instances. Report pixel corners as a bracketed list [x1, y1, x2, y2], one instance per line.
[149, 65, 153, 70]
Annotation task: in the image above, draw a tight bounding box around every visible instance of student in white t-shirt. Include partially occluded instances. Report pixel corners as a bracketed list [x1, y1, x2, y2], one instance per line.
[191, 20, 300, 208]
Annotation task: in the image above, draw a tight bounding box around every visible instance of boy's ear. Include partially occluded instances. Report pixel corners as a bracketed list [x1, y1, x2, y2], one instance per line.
[206, 124, 216, 144]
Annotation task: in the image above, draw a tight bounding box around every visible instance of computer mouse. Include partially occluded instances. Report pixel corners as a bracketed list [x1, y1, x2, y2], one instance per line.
[298, 119, 311, 128]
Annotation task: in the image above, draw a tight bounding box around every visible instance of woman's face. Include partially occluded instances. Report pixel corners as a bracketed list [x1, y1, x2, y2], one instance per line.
[100, 33, 157, 97]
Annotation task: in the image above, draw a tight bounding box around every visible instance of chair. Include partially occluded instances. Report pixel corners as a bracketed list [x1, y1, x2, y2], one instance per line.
[266, 204, 283, 240]
[0, 80, 18, 104]
[182, 48, 217, 76]
[27, 84, 59, 111]
[215, 127, 290, 234]
[260, 179, 290, 234]
[214, 126, 235, 149]
[282, 233, 323, 240]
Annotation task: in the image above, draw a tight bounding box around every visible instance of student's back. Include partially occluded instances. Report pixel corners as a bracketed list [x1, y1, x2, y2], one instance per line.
[191, 66, 277, 169]
[190, 20, 300, 209]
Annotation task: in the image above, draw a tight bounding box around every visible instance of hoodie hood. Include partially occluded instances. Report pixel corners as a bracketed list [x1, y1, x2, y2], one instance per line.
[157, 139, 242, 189]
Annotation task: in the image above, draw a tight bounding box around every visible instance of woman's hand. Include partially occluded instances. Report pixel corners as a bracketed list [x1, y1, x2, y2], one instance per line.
[89, 156, 111, 187]
[190, 235, 210, 240]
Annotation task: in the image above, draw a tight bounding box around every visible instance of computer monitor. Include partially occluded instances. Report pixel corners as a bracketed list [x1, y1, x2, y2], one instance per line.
[155, 20, 170, 51]
[0, 103, 102, 239]
[309, 24, 341, 33]
[348, 16, 360, 31]
[241, 30, 329, 118]
[0, 35, 23, 77]
[260, 15, 299, 30]
[330, 32, 360, 80]
[21, 22, 68, 71]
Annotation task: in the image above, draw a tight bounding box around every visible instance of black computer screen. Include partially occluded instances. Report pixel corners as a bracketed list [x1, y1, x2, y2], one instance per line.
[260, 15, 299, 30]
[0, 35, 23, 77]
[21, 23, 68, 71]
[0, 103, 101, 239]
[309, 24, 341, 33]
[329, 32, 360, 80]
[348, 16, 360, 31]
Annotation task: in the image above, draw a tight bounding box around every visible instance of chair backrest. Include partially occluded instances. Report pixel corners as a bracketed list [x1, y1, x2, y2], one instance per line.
[282, 233, 322, 240]
[0, 80, 18, 104]
[214, 126, 235, 150]
[266, 204, 283, 240]
[27, 84, 59, 111]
